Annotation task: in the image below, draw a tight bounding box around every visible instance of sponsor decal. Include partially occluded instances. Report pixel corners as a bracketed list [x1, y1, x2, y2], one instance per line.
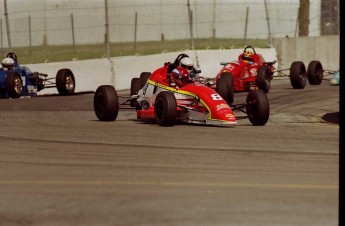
[250, 68, 257, 76]
[225, 64, 235, 70]
[226, 113, 235, 119]
[244, 71, 249, 78]
[216, 103, 228, 111]
[211, 93, 222, 101]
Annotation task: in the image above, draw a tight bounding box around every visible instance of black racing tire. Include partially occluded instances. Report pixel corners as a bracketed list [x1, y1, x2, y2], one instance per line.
[155, 91, 177, 127]
[130, 77, 141, 108]
[139, 72, 151, 89]
[256, 66, 271, 93]
[94, 85, 119, 121]
[56, 68, 75, 95]
[307, 61, 323, 85]
[246, 90, 270, 126]
[289, 61, 306, 89]
[216, 72, 234, 105]
[5, 72, 23, 98]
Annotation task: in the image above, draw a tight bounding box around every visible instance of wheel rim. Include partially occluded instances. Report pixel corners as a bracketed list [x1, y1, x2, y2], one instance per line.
[65, 75, 74, 91]
[14, 76, 23, 94]
[299, 67, 306, 82]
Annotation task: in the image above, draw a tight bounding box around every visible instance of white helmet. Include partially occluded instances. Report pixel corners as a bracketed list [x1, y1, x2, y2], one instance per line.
[1, 57, 15, 69]
[179, 57, 194, 73]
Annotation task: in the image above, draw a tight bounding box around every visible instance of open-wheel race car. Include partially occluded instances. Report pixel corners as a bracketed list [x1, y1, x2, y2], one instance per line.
[200, 46, 326, 104]
[93, 54, 270, 127]
[0, 52, 75, 98]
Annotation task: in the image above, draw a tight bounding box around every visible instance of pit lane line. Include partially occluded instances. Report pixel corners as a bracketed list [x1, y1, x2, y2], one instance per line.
[0, 180, 337, 190]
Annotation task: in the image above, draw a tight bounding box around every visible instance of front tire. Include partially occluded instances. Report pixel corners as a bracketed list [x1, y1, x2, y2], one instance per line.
[94, 85, 119, 121]
[289, 61, 306, 89]
[216, 72, 234, 105]
[56, 68, 75, 95]
[5, 72, 23, 98]
[155, 91, 177, 126]
[246, 90, 270, 126]
[307, 61, 323, 85]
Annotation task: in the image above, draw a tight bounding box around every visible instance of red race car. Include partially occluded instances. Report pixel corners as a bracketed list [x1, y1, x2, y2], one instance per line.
[202, 46, 325, 105]
[93, 54, 270, 127]
[217, 46, 275, 92]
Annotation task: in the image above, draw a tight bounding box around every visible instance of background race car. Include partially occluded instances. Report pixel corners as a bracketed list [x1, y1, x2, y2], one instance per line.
[200, 46, 326, 105]
[0, 52, 75, 98]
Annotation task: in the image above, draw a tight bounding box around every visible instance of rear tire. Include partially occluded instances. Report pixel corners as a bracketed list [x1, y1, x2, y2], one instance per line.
[56, 68, 75, 95]
[130, 77, 141, 107]
[256, 66, 271, 93]
[155, 91, 177, 127]
[5, 72, 23, 98]
[289, 61, 306, 89]
[307, 61, 323, 85]
[139, 72, 151, 89]
[246, 90, 270, 126]
[216, 72, 234, 105]
[94, 85, 119, 121]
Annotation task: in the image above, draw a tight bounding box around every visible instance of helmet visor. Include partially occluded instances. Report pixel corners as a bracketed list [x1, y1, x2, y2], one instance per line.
[181, 64, 193, 71]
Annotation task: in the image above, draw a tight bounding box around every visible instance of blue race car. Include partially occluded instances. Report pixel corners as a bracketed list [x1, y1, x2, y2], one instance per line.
[0, 52, 75, 98]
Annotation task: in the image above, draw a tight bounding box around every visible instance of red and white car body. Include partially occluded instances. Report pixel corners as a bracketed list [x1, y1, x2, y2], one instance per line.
[93, 53, 270, 127]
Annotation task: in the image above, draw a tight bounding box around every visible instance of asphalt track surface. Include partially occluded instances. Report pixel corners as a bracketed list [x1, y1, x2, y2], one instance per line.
[0, 77, 339, 226]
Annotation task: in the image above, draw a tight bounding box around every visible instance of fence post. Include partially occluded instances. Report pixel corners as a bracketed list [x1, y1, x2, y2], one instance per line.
[264, 0, 272, 47]
[0, 18, 3, 57]
[104, 0, 110, 58]
[29, 15, 32, 55]
[160, 0, 164, 41]
[134, 11, 137, 51]
[212, 0, 216, 38]
[4, 0, 11, 51]
[243, 7, 249, 46]
[71, 13, 76, 53]
[43, 0, 47, 46]
[187, 0, 194, 51]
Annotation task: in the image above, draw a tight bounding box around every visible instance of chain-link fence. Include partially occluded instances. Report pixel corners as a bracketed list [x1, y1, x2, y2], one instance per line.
[0, 0, 338, 56]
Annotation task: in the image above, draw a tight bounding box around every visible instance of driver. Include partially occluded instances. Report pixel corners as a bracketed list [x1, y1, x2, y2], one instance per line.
[179, 56, 198, 81]
[1, 57, 15, 70]
[171, 66, 192, 89]
[240, 48, 255, 65]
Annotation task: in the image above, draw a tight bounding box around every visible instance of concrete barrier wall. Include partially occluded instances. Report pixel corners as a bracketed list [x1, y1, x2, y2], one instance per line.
[273, 35, 339, 71]
[25, 48, 277, 95]
[24, 35, 338, 96]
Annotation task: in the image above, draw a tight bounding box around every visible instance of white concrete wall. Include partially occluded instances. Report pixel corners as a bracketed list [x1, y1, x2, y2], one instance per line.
[273, 35, 339, 71]
[25, 35, 339, 96]
[26, 48, 277, 95]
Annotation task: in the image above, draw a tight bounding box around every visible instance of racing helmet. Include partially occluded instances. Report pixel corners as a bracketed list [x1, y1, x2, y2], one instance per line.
[1, 57, 15, 70]
[179, 57, 194, 73]
[242, 49, 254, 63]
[171, 67, 190, 88]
